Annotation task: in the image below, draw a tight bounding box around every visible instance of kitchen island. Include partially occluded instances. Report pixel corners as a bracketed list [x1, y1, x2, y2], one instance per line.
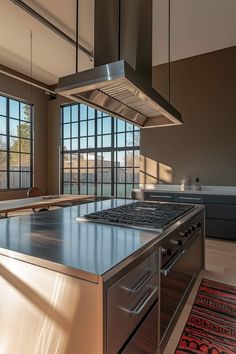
[0, 199, 204, 354]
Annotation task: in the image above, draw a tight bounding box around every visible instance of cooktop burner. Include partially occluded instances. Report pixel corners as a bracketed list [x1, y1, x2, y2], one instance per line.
[79, 202, 195, 231]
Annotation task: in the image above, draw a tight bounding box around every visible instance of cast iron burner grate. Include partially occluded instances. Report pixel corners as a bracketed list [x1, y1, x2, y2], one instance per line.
[80, 202, 195, 231]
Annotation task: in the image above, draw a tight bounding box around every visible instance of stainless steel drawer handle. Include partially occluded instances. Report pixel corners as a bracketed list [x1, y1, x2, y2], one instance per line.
[120, 286, 158, 316]
[179, 197, 201, 201]
[161, 250, 186, 277]
[121, 270, 152, 293]
[150, 195, 171, 199]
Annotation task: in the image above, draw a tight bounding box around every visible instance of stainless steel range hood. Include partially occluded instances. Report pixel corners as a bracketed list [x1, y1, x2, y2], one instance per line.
[56, 0, 182, 128]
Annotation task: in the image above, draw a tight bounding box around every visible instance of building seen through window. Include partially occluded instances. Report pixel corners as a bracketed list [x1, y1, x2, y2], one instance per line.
[61, 104, 140, 198]
[0, 95, 33, 190]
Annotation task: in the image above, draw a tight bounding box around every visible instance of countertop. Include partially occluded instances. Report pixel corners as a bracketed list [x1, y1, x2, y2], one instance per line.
[138, 185, 236, 196]
[0, 199, 161, 283]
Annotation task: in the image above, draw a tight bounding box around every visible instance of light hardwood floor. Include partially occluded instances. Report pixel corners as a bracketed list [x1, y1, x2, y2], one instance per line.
[163, 238, 236, 354]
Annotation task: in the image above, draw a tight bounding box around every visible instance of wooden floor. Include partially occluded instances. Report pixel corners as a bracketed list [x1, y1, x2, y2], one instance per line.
[163, 237, 236, 354]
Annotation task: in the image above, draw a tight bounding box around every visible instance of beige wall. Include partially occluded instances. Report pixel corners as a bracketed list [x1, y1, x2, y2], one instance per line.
[141, 46, 236, 186]
[0, 73, 48, 200]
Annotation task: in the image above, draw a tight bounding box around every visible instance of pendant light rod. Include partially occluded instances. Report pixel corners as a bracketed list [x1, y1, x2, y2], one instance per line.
[76, 0, 79, 73]
[9, 0, 94, 60]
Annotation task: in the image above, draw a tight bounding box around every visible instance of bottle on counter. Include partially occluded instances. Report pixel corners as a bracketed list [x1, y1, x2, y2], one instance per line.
[180, 177, 189, 191]
[192, 177, 201, 191]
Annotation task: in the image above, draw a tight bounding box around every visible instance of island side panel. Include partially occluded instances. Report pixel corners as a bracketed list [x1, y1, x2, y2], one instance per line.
[0, 255, 103, 354]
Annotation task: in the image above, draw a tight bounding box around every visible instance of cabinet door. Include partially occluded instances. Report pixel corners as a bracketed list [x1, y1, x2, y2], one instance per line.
[121, 302, 158, 354]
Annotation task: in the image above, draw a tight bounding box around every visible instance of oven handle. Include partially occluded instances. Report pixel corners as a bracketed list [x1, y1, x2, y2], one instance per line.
[121, 270, 152, 294]
[161, 250, 186, 277]
[120, 286, 158, 316]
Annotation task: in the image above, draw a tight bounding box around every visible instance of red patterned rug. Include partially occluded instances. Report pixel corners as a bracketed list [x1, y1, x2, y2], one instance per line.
[175, 278, 236, 354]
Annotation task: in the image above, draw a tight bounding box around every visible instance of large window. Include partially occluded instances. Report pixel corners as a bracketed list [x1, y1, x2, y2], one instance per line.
[61, 103, 140, 198]
[0, 95, 33, 190]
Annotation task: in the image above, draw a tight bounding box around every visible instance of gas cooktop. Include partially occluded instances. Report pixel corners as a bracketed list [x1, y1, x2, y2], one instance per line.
[78, 201, 195, 232]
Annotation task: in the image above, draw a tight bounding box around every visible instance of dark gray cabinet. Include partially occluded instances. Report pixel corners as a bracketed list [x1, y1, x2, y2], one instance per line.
[143, 191, 236, 241]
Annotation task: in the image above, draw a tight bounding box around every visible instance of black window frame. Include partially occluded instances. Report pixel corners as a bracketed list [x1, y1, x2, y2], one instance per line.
[0, 94, 33, 191]
[61, 103, 140, 198]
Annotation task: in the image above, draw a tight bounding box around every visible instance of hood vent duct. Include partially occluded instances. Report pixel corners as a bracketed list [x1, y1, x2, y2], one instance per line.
[56, 0, 182, 128]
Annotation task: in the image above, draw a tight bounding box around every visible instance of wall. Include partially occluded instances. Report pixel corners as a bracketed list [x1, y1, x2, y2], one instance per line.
[0, 72, 48, 200]
[141, 46, 236, 186]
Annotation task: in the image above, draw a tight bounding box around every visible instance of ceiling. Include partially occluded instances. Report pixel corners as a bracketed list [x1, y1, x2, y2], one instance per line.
[0, 0, 235, 85]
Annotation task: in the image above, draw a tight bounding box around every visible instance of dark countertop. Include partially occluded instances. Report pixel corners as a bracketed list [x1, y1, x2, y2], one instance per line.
[0, 199, 160, 282]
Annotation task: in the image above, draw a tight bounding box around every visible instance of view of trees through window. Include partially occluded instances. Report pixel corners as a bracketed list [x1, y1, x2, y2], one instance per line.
[61, 103, 140, 198]
[0, 95, 32, 190]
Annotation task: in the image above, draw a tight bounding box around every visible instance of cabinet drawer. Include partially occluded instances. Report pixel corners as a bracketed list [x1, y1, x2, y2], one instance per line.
[107, 251, 159, 354]
[205, 195, 236, 205]
[206, 219, 236, 240]
[205, 204, 236, 221]
[145, 192, 174, 202]
[174, 194, 204, 204]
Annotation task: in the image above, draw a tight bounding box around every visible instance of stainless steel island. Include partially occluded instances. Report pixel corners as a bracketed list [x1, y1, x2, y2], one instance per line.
[0, 199, 204, 354]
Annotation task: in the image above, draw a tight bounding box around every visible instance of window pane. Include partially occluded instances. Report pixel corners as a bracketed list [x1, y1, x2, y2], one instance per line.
[63, 183, 71, 194]
[71, 123, 78, 138]
[63, 139, 70, 151]
[21, 154, 31, 171]
[80, 104, 87, 120]
[97, 183, 102, 196]
[97, 168, 102, 182]
[10, 172, 20, 188]
[117, 168, 125, 183]
[116, 151, 125, 167]
[134, 168, 140, 183]
[126, 132, 133, 146]
[88, 169, 95, 182]
[88, 107, 95, 119]
[80, 183, 87, 194]
[103, 169, 111, 182]
[63, 124, 70, 138]
[0, 151, 7, 170]
[103, 135, 111, 147]
[88, 137, 95, 148]
[10, 119, 19, 136]
[10, 153, 20, 170]
[103, 117, 111, 134]
[126, 184, 133, 198]
[63, 106, 70, 123]
[88, 120, 95, 135]
[63, 170, 71, 182]
[0, 116, 6, 134]
[20, 122, 31, 139]
[80, 137, 87, 149]
[134, 131, 140, 146]
[87, 153, 95, 167]
[88, 184, 95, 194]
[103, 184, 111, 197]
[117, 119, 126, 132]
[71, 153, 78, 168]
[126, 151, 133, 166]
[103, 152, 111, 167]
[20, 103, 31, 121]
[0, 135, 7, 150]
[80, 169, 87, 182]
[80, 121, 87, 136]
[117, 133, 125, 147]
[134, 151, 140, 166]
[117, 184, 125, 198]
[126, 123, 134, 132]
[97, 119, 102, 134]
[71, 105, 78, 122]
[21, 139, 30, 153]
[0, 96, 7, 116]
[80, 153, 87, 167]
[9, 99, 19, 118]
[97, 135, 102, 148]
[71, 169, 78, 182]
[71, 138, 78, 150]
[21, 172, 31, 188]
[126, 168, 133, 182]
[72, 184, 78, 194]
[97, 110, 102, 118]
[0, 171, 7, 189]
[63, 153, 70, 168]
[9, 137, 18, 154]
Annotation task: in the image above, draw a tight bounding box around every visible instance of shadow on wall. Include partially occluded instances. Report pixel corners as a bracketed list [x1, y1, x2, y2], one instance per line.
[140, 155, 173, 187]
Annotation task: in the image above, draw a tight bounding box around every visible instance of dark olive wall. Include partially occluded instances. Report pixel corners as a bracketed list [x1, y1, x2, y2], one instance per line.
[0, 73, 48, 200]
[141, 46, 236, 186]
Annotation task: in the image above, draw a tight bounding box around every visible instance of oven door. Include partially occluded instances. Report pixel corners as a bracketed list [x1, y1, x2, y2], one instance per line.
[160, 231, 203, 343]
